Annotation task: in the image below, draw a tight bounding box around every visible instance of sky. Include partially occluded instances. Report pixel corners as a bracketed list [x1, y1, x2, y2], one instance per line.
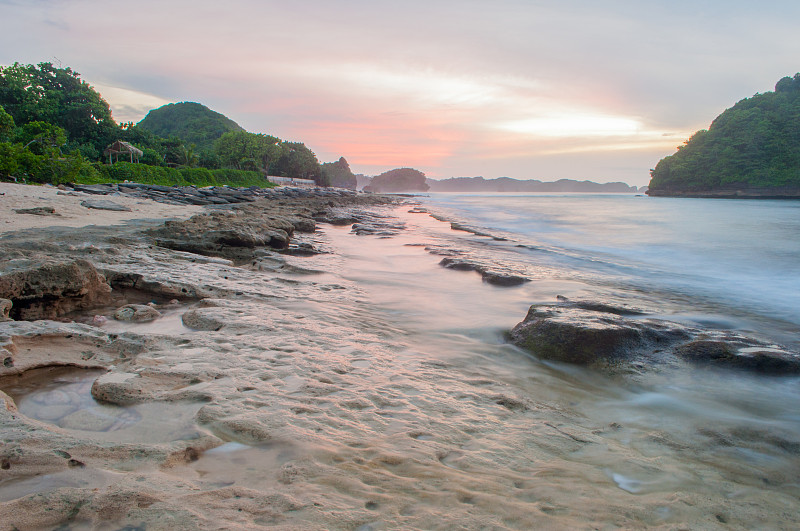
[2, 0, 799, 186]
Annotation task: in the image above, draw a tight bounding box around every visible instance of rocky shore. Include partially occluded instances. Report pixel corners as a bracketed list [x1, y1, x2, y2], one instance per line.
[0, 183, 401, 529]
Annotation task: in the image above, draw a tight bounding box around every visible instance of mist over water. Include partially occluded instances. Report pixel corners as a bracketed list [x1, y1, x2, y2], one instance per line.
[423, 193, 800, 345]
[301, 194, 800, 528]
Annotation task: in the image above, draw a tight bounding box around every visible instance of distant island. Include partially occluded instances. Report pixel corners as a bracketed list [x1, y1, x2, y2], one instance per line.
[648, 73, 800, 198]
[427, 176, 638, 193]
[364, 167, 429, 193]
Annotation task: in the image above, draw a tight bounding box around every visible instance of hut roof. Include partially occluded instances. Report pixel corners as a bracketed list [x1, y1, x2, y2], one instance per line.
[104, 140, 143, 157]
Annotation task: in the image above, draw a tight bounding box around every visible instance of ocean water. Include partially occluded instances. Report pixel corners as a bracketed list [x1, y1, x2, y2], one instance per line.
[284, 193, 800, 528]
[421, 193, 800, 345]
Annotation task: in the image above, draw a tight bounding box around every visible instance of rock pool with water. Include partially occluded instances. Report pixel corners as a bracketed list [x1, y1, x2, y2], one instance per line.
[0, 192, 799, 530]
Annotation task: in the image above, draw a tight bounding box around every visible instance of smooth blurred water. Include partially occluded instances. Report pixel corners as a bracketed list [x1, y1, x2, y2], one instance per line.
[422, 193, 800, 345]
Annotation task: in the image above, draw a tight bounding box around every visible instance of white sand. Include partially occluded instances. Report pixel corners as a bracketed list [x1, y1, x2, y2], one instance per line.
[0, 182, 202, 234]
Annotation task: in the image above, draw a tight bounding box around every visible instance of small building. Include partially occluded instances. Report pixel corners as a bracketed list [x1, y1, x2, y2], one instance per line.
[104, 141, 143, 164]
[267, 175, 316, 187]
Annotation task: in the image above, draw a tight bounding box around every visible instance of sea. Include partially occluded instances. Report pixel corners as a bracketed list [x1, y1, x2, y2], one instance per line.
[313, 192, 800, 528]
[4, 192, 800, 529]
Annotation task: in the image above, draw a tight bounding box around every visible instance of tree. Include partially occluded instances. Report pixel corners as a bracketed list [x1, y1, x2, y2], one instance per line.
[179, 143, 199, 168]
[13, 121, 67, 156]
[648, 72, 800, 193]
[0, 62, 117, 157]
[215, 130, 281, 173]
[0, 104, 14, 142]
[271, 141, 325, 185]
[321, 156, 357, 189]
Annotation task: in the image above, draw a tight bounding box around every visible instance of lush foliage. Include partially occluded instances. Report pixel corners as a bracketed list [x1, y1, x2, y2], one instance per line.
[271, 141, 327, 186]
[96, 161, 270, 187]
[0, 61, 329, 188]
[0, 62, 118, 156]
[364, 167, 429, 192]
[321, 157, 357, 189]
[137, 102, 244, 152]
[649, 73, 800, 192]
[215, 130, 281, 172]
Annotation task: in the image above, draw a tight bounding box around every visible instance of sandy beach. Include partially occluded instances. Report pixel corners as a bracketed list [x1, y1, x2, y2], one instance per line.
[0, 182, 204, 234]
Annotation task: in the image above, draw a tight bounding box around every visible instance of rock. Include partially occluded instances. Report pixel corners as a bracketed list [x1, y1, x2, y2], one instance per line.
[439, 258, 529, 287]
[113, 304, 162, 323]
[508, 300, 690, 365]
[13, 207, 60, 216]
[480, 271, 528, 287]
[181, 308, 225, 331]
[0, 259, 112, 320]
[674, 340, 800, 374]
[509, 298, 800, 373]
[0, 299, 11, 322]
[80, 199, 132, 212]
[74, 184, 117, 195]
[439, 258, 480, 272]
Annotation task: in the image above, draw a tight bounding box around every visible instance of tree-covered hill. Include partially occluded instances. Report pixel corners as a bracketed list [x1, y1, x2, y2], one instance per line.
[648, 74, 800, 197]
[321, 157, 357, 189]
[137, 102, 244, 152]
[0, 61, 332, 186]
[364, 167, 429, 193]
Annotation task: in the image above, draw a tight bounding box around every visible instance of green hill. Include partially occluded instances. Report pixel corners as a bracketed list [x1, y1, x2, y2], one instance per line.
[137, 102, 244, 151]
[648, 74, 800, 198]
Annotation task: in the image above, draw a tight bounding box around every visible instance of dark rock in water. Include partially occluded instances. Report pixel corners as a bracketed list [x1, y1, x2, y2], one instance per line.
[450, 222, 493, 238]
[509, 301, 689, 365]
[555, 296, 647, 316]
[0, 259, 112, 320]
[439, 258, 529, 287]
[674, 340, 800, 374]
[14, 207, 60, 216]
[277, 242, 324, 256]
[509, 297, 800, 373]
[320, 215, 358, 226]
[80, 199, 132, 212]
[113, 304, 162, 323]
[439, 258, 480, 272]
[481, 271, 528, 287]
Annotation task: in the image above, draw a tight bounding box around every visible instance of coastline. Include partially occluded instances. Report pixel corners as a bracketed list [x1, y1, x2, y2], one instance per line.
[646, 186, 800, 199]
[0, 183, 402, 529]
[1, 184, 799, 529]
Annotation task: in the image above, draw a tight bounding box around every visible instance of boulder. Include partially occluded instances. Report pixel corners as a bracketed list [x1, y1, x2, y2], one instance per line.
[0, 299, 11, 322]
[439, 258, 529, 287]
[509, 297, 800, 373]
[181, 308, 225, 331]
[113, 304, 162, 323]
[0, 259, 112, 320]
[674, 340, 800, 374]
[509, 301, 689, 365]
